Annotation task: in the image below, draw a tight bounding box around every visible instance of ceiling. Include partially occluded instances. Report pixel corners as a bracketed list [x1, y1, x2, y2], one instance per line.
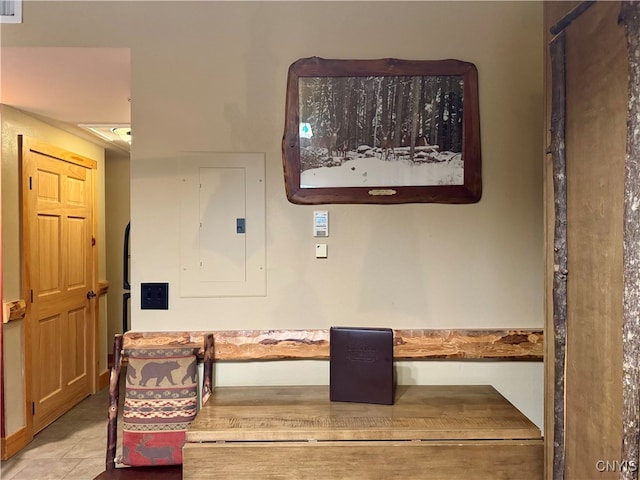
[1, 47, 131, 153]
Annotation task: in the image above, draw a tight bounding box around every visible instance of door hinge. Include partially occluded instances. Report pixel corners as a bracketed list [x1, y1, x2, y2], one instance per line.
[32, 402, 35, 416]
[29, 176, 32, 190]
[92, 237, 96, 247]
[30, 289, 33, 302]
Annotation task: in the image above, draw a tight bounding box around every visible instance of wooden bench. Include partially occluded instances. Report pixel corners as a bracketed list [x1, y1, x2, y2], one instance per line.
[119, 328, 544, 479]
[183, 385, 543, 480]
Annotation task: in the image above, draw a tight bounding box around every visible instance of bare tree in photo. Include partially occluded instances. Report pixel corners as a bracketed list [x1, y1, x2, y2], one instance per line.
[298, 74, 464, 187]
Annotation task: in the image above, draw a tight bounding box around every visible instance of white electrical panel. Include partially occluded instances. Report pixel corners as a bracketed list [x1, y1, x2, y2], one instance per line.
[179, 153, 265, 297]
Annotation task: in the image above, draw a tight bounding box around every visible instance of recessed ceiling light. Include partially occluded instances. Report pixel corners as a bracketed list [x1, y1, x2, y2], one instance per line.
[79, 124, 131, 144]
[111, 126, 132, 143]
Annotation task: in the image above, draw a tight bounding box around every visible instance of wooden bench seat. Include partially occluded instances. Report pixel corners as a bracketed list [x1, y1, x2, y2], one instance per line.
[183, 385, 543, 479]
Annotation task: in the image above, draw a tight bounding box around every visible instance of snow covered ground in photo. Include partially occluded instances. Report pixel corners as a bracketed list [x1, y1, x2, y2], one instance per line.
[301, 148, 463, 188]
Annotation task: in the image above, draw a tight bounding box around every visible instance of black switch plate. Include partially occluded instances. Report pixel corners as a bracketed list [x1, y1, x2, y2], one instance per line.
[141, 282, 169, 310]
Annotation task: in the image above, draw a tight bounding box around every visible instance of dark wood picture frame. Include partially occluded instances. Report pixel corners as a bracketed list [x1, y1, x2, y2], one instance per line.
[282, 57, 482, 204]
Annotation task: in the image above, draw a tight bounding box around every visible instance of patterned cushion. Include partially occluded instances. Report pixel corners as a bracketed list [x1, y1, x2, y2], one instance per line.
[121, 348, 198, 466]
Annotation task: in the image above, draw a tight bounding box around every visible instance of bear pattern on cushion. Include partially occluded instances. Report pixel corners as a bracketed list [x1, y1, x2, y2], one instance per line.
[139, 360, 180, 386]
[182, 361, 197, 384]
[121, 347, 198, 466]
[126, 364, 137, 384]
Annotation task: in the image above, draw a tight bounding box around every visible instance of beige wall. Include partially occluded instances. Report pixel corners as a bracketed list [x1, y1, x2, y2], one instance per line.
[0, 105, 107, 434]
[2, 1, 544, 430]
[105, 149, 130, 345]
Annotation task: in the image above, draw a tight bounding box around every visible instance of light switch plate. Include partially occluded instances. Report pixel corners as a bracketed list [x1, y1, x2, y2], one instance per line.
[316, 243, 328, 258]
[141, 282, 169, 309]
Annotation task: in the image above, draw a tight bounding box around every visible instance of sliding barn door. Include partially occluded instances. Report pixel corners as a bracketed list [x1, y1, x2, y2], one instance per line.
[545, 2, 632, 479]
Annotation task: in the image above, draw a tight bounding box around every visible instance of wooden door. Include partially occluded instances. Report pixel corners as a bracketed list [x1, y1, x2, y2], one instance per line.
[20, 136, 97, 433]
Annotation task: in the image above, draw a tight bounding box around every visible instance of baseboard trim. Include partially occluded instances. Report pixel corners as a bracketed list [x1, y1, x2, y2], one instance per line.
[1, 426, 29, 460]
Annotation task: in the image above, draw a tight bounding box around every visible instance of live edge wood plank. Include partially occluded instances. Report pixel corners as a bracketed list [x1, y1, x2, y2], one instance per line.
[122, 328, 543, 361]
[2, 299, 26, 323]
[549, 29, 568, 480]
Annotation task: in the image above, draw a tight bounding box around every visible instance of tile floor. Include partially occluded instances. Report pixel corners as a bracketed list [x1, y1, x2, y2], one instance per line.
[0, 384, 114, 480]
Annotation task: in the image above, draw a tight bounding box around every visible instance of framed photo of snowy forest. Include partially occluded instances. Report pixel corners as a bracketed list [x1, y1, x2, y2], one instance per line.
[282, 57, 482, 204]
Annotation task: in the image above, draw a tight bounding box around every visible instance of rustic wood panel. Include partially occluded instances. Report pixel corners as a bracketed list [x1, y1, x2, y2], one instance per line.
[621, 2, 640, 479]
[563, 2, 626, 479]
[2, 300, 26, 323]
[122, 328, 543, 361]
[184, 441, 543, 480]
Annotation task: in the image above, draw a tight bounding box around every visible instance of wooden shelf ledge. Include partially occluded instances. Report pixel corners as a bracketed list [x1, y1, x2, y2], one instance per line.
[122, 328, 543, 361]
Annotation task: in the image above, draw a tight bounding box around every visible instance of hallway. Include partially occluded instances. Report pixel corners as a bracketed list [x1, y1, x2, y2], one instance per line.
[1, 384, 111, 479]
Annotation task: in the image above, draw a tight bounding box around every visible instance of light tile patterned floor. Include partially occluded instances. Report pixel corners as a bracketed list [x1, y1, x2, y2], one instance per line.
[1, 384, 114, 480]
